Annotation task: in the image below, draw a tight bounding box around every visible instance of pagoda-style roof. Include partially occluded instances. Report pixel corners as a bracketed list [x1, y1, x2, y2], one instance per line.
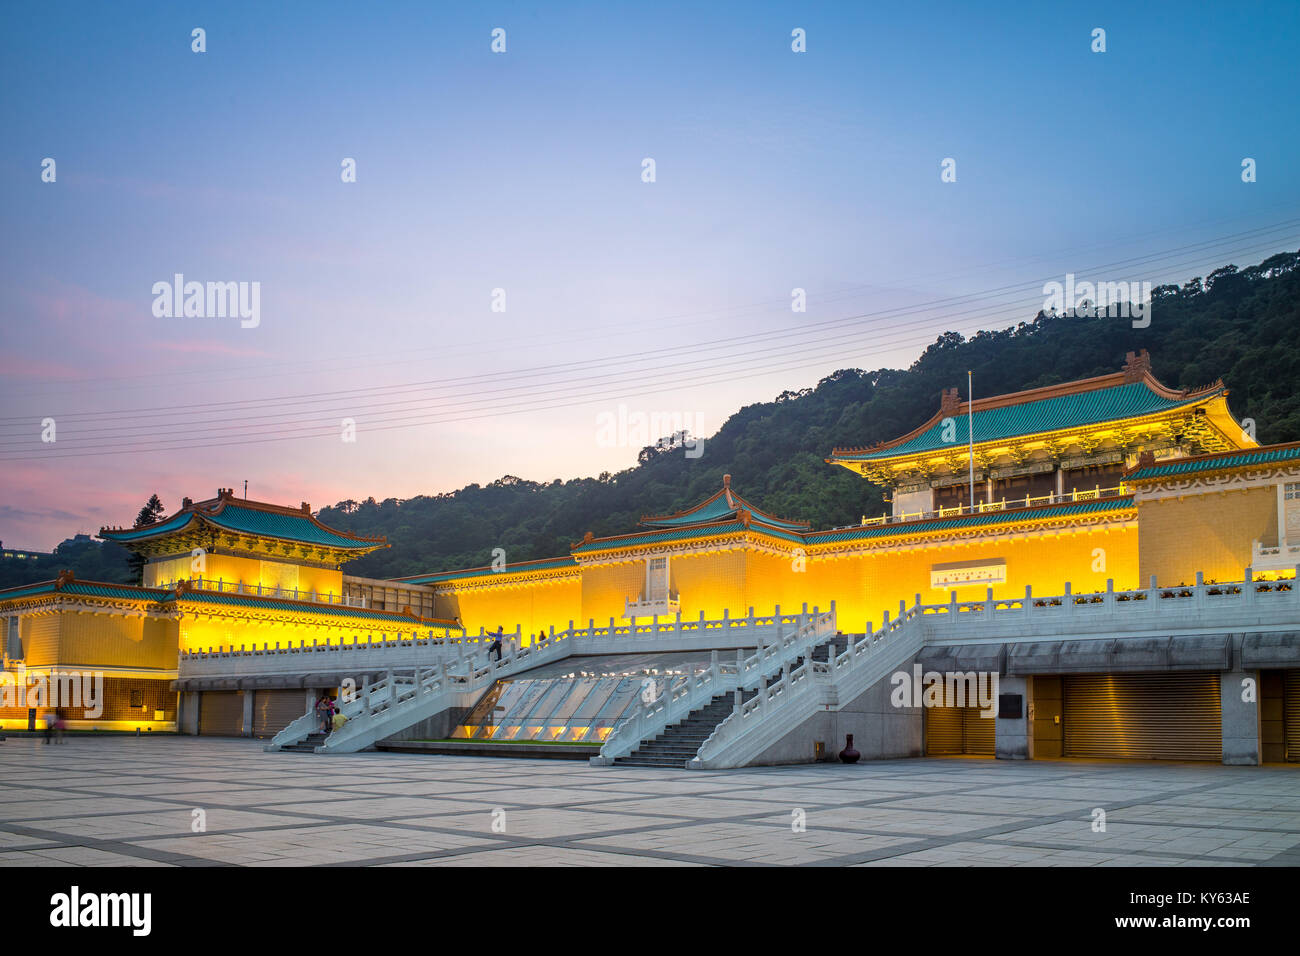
[100, 489, 386, 563]
[0, 575, 168, 604]
[395, 556, 579, 586]
[1125, 441, 1300, 483]
[804, 496, 1134, 545]
[827, 351, 1251, 480]
[638, 475, 810, 531]
[571, 517, 808, 555]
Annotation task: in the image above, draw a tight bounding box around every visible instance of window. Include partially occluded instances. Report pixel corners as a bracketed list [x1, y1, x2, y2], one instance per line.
[129, 690, 144, 708]
[1285, 482, 1300, 500]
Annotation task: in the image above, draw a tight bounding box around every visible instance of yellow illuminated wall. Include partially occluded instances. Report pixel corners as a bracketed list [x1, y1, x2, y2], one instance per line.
[579, 561, 646, 623]
[1138, 485, 1275, 585]
[56, 611, 177, 670]
[669, 550, 748, 620]
[177, 610, 449, 654]
[424, 523, 1139, 638]
[435, 576, 582, 642]
[745, 550, 828, 617]
[145, 552, 344, 597]
[18, 615, 61, 667]
[799, 553, 868, 626]
[847, 523, 1139, 631]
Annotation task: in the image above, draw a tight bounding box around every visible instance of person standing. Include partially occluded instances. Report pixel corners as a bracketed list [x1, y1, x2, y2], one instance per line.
[488, 626, 503, 663]
[316, 694, 332, 734]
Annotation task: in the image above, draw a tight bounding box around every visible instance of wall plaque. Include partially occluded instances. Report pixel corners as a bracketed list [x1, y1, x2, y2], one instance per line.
[930, 558, 1007, 588]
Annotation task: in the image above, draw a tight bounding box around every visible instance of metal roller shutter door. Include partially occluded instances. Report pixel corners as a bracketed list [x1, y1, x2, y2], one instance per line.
[199, 691, 244, 736]
[253, 690, 307, 738]
[1286, 671, 1300, 762]
[962, 707, 995, 754]
[926, 707, 994, 755]
[1064, 673, 1221, 761]
[925, 706, 964, 754]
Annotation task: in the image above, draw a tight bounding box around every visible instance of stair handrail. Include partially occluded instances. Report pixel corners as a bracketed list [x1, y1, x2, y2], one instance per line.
[265, 707, 326, 751]
[315, 626, 587, 752]
[689, 571, 1300, 769]
[691, 609, 925, 769]
[597, 605, 837, 763]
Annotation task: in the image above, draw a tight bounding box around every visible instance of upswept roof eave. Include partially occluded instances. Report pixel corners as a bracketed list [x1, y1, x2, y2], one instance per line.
[828, 376, 1230, 465]
[574, 517, 808, 554]
[100, 500, 386, 552]
[0, 579, 171, 604]
[639, 483, 811, 531]
[1125, 441, 1300, 482]
[805, 496, 1137, 545]
[394, 556, 580, 586]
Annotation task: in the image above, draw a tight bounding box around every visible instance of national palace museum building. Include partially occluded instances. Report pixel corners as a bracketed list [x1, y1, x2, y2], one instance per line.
[3, 351, 1299, 765]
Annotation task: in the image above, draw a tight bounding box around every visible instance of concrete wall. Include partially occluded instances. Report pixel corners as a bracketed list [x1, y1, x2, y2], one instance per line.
[742, 655, 923, 767]
[995, 675, 1031, 759]
[1220, 670, 1261, 765]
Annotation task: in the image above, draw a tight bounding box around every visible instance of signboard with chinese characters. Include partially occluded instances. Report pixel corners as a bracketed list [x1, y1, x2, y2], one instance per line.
[930, 558, 1007, 589]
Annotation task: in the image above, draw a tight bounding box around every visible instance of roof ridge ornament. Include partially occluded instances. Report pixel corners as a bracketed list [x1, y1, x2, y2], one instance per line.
[1122, 349, 1152, 383]
[939, 387, 961, 416]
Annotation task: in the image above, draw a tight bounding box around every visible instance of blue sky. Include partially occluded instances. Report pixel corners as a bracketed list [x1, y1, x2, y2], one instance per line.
[2, 1, 1298, 548]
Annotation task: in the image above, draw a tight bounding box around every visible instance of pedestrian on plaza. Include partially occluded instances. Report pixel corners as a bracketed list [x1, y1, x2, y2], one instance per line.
[316, 694, 333, 734]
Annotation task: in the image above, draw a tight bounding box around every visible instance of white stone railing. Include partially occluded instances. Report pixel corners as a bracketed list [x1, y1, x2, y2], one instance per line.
[691, 568, 1300, 769]
[692, 613, 921, 769]
[180, 626, 474, 679]
[595, 606, 837, 764]
[856, 484, 1128, 528]
[268, 708, 323, 750]
[908, 568, 1300, 645]
[269, 606, 829, 753]
[1250, 541, 1300, 574]
[624, 594, 681, 619]
[162, 576, 370, 607]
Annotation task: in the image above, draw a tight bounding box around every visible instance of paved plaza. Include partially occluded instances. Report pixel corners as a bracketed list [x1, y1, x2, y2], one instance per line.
[0, 736, 1296, 866]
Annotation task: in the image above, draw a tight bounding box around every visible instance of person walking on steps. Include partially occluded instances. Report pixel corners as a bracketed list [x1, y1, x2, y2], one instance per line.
[489, 626, 503, 663]
[316, 694, 333, 734]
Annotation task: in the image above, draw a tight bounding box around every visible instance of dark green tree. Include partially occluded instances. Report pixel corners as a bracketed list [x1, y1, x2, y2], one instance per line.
[126, 494, 167, 585]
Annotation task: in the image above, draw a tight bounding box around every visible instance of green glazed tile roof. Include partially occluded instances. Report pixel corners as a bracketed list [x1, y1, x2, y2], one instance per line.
[1127, 444, 1300, 481]
[574, 518, 809, 553]
[641, 485, 809, 531]
[399, 556, 579, 585]
[101, 511, 194, 540]
[0, 581, 168, 602]
[807, 497, 1135, 544]
[101, 503, 382, 550]
[833, 382, 1217, 462]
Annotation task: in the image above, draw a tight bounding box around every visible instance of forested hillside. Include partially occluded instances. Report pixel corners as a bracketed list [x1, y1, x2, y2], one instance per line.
[7, 250, 1298, 588]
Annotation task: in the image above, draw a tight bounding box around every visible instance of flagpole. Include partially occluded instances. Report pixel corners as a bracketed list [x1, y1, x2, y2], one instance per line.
[967, 371, 975, 513]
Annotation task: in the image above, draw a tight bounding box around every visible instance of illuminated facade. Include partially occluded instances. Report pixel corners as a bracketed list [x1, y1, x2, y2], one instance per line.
[1, 353, 1296, 760]
[409, 353, 1252, 640]
[0, 490, 459, 733]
